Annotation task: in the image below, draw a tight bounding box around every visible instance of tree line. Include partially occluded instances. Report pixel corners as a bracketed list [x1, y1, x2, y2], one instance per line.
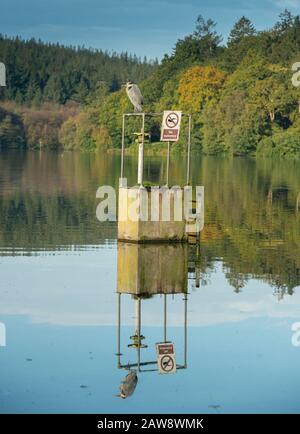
[0, 34, 157, 104]
[1, 10, 300, 156]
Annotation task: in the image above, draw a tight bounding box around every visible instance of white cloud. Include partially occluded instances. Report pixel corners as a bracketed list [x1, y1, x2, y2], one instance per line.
[0, 253, 299, 327]
[272, 0, 300, 9]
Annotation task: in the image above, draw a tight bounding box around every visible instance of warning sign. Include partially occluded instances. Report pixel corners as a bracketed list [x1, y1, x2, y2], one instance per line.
[156, 342, 176, 374]
[161, 111, 182, 142]
[160, 355, 175, 372]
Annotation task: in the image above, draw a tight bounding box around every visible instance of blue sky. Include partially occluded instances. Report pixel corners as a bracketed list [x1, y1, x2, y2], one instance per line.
[0, 0, 299, 59]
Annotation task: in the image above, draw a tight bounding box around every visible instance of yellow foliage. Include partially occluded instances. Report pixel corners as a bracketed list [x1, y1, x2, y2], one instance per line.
[178, 66, 226, 114]
[92, 125, 112, 149]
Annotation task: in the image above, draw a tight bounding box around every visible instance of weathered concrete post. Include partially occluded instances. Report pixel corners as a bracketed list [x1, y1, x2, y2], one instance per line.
[118, 112, 200, 243]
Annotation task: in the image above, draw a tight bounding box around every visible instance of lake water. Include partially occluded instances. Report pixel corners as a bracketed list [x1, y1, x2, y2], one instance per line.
[0, 150, 300, 414]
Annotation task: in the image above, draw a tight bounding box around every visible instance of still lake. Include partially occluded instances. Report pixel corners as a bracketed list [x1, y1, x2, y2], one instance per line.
[0, 150, 300, 413]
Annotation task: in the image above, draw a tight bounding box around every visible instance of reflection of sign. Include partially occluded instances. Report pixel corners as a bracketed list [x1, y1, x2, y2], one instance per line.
[161, 111, 182, 142]
[157, 343, 174, 355]
[161, 355, 175, 372]
[156, 342, 176, 374]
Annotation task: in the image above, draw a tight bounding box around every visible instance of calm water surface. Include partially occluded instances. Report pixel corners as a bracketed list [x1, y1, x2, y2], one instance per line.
[0, 150, 300, 413]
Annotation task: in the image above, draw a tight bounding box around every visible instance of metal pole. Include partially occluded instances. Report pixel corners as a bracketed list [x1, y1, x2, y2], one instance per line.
[186, 115, 192, 185]
[164, 294, 167, 342]
[137, 114, 145, 185]
[121, 114, 125, 181]
[166, 141, 170, 186]
[184, 294, 188, 368]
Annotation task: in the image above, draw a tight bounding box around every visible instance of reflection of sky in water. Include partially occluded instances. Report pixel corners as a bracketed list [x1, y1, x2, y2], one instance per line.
[1, 246, 300, 413]
[0, 152, 300, 413]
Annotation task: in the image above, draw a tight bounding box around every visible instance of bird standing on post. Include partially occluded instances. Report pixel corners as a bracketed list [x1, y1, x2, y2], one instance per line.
[125, 81, 144, 113]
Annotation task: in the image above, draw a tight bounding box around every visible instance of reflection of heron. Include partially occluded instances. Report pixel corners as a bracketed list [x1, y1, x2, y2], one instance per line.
[117, 370, 138, 399]
[125, 81, 144, 113]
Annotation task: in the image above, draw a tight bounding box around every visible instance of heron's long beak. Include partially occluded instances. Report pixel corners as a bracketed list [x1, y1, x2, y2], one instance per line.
[114, 394, 126, 399]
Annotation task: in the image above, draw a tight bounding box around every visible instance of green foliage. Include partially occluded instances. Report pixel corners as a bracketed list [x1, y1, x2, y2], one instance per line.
[0, 101, 80, 149]
[2, 10, 300, 156]
[228, 16, 256, 45]
[0, 35, 157, 105]
[82, 10, 300, 157]
[0, 106, 25, 148]
[261, 123, 300, 158]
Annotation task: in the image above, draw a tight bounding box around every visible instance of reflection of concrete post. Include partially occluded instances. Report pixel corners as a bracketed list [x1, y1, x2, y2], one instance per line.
[117, 242, 189, 371]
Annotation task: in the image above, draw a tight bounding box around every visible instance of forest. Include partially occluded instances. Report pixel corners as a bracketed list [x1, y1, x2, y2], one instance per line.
[1, 10, 300, 157]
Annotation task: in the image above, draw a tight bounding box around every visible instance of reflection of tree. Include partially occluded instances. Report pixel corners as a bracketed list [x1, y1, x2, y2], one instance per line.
[0, 151, 166, 250]
[0, 152, 299, 299]
[225, 270, 248, 293]
[188, 158, 300, 297]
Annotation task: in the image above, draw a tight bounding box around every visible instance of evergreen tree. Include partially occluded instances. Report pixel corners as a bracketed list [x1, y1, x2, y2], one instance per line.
[228, 16, 256, 45]
[274, 9, 294, 33]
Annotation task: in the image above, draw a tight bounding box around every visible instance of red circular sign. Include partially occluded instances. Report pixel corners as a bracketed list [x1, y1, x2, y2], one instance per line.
[166, 112, 179, 128]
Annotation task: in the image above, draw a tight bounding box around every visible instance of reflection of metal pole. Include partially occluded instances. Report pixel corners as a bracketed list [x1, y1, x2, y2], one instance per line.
[121, 114, 125, 180]
[137, 298, 141, 372]
[117, 293, 121, 368]
[186, 115, 192, 185]
[166, 141, 170, 186]
[184, 294, 188, 368]
[137, 114, 145, 184]
[196, 242, 200, 287]
[164, 294, 167, 342]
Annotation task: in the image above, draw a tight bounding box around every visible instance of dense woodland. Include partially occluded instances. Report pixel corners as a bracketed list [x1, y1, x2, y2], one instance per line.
[1, 10, 300, 156]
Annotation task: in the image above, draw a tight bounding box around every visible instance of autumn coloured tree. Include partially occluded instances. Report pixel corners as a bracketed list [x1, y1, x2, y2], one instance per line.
[178, 66, 226, 114]
[1, 10, 300, 156]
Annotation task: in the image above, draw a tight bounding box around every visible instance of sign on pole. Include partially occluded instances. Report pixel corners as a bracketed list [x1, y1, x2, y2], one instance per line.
[161, 111, 182, 142]
[156, 342, 176, 374]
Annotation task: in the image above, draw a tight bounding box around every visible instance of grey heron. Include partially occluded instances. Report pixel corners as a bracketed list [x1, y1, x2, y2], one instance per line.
[125, 81, 144, 113]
